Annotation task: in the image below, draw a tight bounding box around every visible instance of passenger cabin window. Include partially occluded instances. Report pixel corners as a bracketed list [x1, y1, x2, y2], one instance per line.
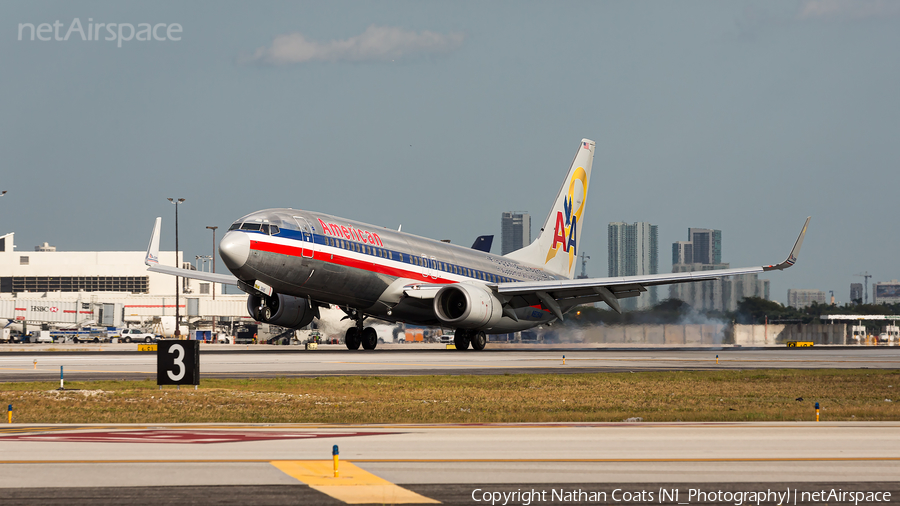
[241, 223, 262, 231]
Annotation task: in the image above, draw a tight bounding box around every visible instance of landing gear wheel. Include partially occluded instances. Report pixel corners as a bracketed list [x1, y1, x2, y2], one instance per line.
[345, 328, 361, 350]
[259, 306, 272, 321]
[454, 330, 470, 350]
[361, 327, 378, 350]
[470, 331, 487, 351]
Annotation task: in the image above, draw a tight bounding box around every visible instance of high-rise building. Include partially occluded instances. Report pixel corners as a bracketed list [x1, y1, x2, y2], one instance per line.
[669, 263, 730, 312]
[850, 283, 863, 304]
[787, 289, 826, 309]
[670, 227, 768, 311]
[608, 222, 658, 310]
[874, 281, 900, 305]
[500, 212, 531, 255]
[672, 241, 693, 266]
[687, 228, 722, 264]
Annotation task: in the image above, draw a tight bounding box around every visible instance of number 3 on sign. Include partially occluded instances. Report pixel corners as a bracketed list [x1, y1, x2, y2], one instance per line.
[157, 340, 198, 386]
[167, 344, 185, 381]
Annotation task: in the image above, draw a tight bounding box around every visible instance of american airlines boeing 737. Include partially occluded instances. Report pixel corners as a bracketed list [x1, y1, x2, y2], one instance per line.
[145, 139, 809, 351]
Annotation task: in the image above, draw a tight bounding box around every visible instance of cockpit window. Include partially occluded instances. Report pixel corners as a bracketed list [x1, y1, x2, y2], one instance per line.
[261, 224, 270, 234]
[228, 223, 240, 231]
[240, 223, 262, 231]
[269, 225, 280, 235]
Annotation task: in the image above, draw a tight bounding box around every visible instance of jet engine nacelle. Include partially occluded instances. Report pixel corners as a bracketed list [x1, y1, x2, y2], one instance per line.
[247, 293, 316, 329]
[433, 283, 503, 329]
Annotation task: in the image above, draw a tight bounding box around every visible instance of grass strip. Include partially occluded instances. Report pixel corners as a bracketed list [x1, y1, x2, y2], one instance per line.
[1, 369, 898, 424]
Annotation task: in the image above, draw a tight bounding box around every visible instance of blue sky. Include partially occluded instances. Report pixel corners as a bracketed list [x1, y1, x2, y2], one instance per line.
[2, 1, 899, 304]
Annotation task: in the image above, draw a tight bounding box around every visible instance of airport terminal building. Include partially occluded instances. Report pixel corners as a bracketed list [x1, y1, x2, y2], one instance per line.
[0, 232, 248, 327]
[0, 232, 214, 296]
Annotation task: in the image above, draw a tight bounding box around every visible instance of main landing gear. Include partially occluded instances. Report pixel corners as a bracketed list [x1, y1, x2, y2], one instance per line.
[453, 329, 487, 351]
[344, 309, 378, 351]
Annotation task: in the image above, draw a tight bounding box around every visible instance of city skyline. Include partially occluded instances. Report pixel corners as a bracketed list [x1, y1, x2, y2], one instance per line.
[670, 225, 770, 312]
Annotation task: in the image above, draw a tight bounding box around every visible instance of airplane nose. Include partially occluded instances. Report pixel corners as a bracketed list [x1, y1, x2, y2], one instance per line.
[219, 231, 250, 271]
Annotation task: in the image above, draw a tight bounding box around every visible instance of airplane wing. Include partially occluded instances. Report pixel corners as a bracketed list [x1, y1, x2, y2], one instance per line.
[144, 217, 239, 285]
[494, 217, 810, 318]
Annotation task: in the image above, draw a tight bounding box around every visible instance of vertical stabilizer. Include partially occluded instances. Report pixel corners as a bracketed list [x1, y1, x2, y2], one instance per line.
[504, 139, 594, 279]
[145, 217, 162, 266]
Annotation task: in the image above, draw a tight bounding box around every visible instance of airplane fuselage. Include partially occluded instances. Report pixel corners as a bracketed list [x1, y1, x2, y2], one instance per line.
[219, 208, 566, 333]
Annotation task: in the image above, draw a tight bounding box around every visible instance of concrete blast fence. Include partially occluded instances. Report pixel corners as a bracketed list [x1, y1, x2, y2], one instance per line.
[578, 323, 848, 346]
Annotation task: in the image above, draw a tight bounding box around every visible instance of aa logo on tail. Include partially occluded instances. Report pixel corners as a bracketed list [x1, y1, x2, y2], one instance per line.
[545, 166, 587, 270]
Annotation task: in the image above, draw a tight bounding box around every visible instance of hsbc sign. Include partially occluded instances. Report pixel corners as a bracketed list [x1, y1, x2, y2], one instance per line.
[0, 300, 82, 325]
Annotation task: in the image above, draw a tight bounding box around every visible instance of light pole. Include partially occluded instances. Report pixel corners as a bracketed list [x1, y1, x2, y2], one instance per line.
[206, 226, 218, 296]
[167, 198, 185, 338]
[195, 255, 211, 271]
[206, 226, 218, 341]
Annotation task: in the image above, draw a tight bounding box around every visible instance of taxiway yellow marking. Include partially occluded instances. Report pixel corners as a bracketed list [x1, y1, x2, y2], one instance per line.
[271, 460, 439, 504]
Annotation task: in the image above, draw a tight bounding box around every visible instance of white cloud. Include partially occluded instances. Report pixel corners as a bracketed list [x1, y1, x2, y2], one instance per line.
[243, 25, 464, 65]
[799, 0, 900, 20]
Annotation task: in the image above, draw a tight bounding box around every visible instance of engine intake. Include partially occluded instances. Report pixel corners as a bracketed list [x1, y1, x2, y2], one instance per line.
[433, 283, 503, 329]
[247, 293, 316, 329]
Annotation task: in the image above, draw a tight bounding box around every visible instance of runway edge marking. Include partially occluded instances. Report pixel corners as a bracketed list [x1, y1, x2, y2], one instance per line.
[271, 460, 440, 504]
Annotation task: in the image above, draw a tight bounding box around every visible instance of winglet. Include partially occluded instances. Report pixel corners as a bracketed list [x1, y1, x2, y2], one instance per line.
[145, 217, 162, 266]
[763, 217, 810, 271]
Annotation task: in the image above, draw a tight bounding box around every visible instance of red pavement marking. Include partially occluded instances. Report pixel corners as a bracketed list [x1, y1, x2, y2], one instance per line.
[2, 430, 395, 444]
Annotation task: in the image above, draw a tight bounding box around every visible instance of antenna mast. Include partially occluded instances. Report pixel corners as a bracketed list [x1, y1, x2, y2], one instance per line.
[854, 272, 872, 304]
[577, 252, 590, 279]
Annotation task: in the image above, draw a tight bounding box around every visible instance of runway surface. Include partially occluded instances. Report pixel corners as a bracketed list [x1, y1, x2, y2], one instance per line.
[0, 422, 897, 505]
[0, 345, 898, 381]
